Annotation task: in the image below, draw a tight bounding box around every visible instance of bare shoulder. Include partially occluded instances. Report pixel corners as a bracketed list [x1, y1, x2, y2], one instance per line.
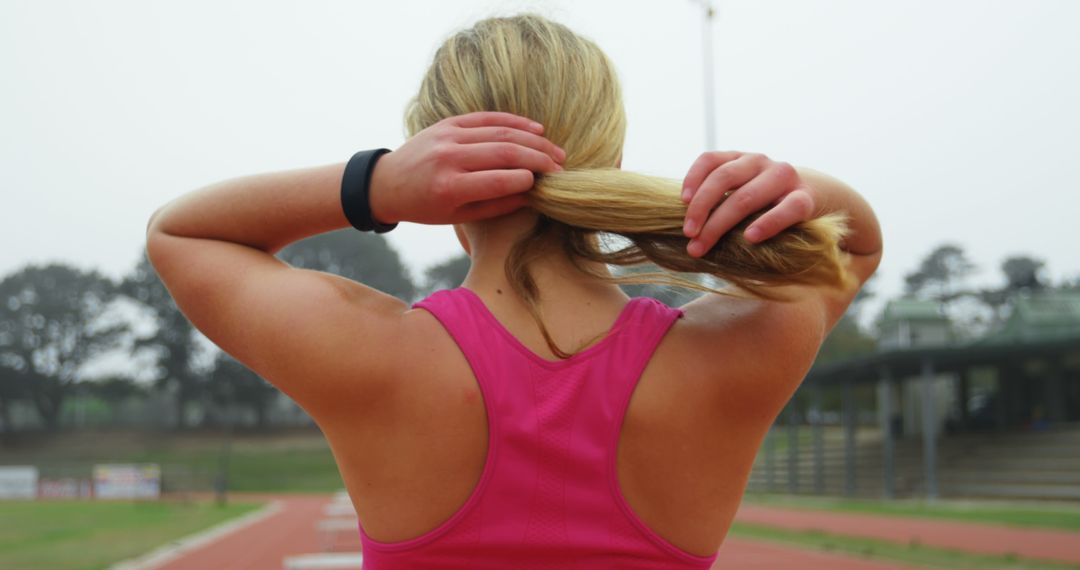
[301, 279, 478, 409]
[252, 270, 416, 416]
[671, 291, 828, 420]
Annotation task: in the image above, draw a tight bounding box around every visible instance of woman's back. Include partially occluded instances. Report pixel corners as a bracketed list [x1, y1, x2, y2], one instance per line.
[319, 278, 828, 566]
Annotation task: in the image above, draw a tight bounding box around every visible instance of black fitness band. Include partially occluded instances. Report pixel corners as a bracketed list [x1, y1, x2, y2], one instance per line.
[341, 148, 396, 233]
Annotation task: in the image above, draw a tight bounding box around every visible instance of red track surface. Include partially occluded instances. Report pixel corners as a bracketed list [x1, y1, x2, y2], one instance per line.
[155, 495, 336, 570]
[153, 494, 917, 569]
[736, 504, 1080, 564]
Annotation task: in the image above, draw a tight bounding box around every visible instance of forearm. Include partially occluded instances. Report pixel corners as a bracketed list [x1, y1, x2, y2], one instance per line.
[796, 166, 882, 257]
[146, 162, 350, 253]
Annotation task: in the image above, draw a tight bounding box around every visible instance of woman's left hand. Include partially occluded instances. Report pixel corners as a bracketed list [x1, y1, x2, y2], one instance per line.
[680, 151, 817, 257]
[369, 111, 565, 226]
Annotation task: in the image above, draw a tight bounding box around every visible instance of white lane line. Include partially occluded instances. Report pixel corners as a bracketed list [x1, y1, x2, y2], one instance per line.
[110, 500, 284, 570]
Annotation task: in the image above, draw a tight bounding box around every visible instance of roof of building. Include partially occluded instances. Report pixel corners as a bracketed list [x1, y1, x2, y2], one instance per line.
[979, 291, 1080, 344]
[880, 298, 947, 324]
[807, 290, 1080, 385]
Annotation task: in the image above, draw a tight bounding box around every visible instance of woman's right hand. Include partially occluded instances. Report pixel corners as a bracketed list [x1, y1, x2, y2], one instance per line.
[369, 111, 565, 226]
[680, 151, 817, 257]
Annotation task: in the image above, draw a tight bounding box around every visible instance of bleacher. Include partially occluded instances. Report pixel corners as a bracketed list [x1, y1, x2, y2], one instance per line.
[746, 423, 1080, 501]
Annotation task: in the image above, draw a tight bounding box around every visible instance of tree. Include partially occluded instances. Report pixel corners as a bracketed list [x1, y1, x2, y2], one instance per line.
[120, 252, 204, 430]
[904, 244, 977, 301]
[818, 315, 877, 364]
[0, 365, 31, 435]
[903, 244, 994, 338]
[278, 230, 415, 300]
[1000, 255, 1046, 292]
[422, 254, 471, 295]
[0, 263, 123, 430]
[87, 375, 146, 403]
[209, 352, 278, 429]
[817, 275, 877, 364]
[975, 255, 1047, 327]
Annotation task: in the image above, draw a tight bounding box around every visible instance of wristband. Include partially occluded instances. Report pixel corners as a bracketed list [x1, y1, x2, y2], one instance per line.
[341, 148, 396, 233]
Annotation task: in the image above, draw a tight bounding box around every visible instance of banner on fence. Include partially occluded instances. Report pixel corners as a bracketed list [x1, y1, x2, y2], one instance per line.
[39, 478, 94, 499]
[93, 463, 161, 499]
[0, 466, 39, 499]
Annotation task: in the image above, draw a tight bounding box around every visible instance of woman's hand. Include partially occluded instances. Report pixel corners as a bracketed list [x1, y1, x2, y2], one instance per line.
[681, 151, 817, 257]
[369, 111, 565, 226]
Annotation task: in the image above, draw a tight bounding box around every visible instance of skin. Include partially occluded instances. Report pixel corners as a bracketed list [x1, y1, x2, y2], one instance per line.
[146, 111, 881, 557]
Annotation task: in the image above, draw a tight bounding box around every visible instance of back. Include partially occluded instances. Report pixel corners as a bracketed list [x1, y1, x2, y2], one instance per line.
[356, 288, 719, 569]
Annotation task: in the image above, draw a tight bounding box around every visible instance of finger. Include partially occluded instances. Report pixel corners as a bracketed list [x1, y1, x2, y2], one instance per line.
[687, 162, 794, 257]
[743, 187, 815, 243]
[683, 154, 766, 238]
[449, 111, 544, 134]
[455, 126, 565, 164]
[681, 151, 742, 203]
[446, 169, 535, 204]
[457, 193, 530, 222]
[456, 142, 562, 174]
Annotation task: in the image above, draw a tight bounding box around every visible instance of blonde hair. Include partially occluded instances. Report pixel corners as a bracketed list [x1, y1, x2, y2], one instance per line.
[407, 14, 851, 358]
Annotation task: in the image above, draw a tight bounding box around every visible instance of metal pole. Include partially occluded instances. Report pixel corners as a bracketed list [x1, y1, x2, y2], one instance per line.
[880, 369, 896, 499]
[764, 426, 776, 492]
[843, 379, 857, 497]
[812, 384, 825, 495]
[921, 358, 939, 500]
[215, 387, 234, 507]
[689, 0, 718, 150]
[787, 403, 799, 494]
[702, 2, 716, 150]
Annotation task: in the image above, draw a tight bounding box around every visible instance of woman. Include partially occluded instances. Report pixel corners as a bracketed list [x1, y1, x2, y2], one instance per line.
[147, 14, 880, 569]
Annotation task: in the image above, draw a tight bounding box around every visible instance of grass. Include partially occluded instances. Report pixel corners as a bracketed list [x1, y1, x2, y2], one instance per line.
[730, 522, 1080, 570]
[2, 428, 344, 493]
[0, 499, 263, 570]
[130, 443, 344, 493]
[744, 493, 1080, 531]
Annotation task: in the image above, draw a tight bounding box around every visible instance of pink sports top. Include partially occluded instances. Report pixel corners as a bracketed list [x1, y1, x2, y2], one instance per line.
[358, 287, 720, 569]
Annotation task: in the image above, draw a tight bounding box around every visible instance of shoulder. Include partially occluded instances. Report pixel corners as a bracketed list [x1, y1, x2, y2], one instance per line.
[668, 291, 827, 421]
[269, 271, 413, 411]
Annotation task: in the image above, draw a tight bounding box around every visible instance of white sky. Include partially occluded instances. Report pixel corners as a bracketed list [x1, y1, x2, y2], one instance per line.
[3, 0, 1079, 323]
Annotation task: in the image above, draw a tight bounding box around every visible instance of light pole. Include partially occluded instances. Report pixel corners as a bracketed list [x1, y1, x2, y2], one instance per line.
[689, 0, 718, 150]
[215, 383, 234, 507]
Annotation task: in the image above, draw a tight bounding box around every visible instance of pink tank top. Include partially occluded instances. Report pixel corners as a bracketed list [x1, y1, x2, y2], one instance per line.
[358, 287, 720, 569]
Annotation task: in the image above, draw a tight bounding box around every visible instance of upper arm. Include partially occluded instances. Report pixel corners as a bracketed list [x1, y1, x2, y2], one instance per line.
[145, 229, 409, 417]
[677, 249, 878, 423]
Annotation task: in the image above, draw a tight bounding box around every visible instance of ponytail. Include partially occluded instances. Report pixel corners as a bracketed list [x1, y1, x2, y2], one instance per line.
[507, 168, 853, 358]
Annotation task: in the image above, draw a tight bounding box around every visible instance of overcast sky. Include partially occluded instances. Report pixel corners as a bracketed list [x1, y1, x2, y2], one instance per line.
[3, 0, 1078, 321]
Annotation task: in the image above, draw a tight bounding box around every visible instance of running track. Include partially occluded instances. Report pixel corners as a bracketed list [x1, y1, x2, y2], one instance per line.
[145, 493, 1079, 569]
[147, 494, 910, 569]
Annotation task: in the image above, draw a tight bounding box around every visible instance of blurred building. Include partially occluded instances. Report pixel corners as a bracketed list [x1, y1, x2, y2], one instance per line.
[748, 290, 1080, 501]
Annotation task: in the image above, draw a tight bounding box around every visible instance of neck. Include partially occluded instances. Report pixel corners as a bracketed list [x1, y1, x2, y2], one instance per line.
[458, 210, 627, 309]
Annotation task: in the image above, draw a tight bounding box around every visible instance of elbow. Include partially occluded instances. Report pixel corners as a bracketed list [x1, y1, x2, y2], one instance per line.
[144, 207, 170, 264]
[145, 209, 160, 239]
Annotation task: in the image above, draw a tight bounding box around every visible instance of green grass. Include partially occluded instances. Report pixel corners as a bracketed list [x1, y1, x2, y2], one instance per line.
[730, 522, 1080, 570]
[2, 429, 345, 493]
[744, 494, 1080, 531]
[129, 444, 344, 493]
[0, 499, 263, 570]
